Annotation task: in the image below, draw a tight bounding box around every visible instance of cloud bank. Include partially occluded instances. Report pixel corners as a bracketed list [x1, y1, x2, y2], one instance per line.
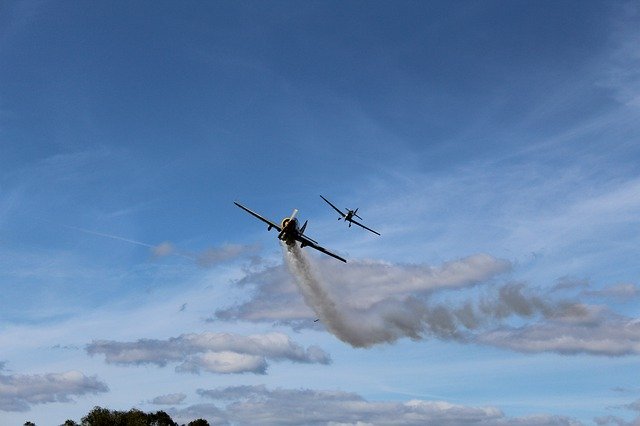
[86, 332, 330, 374]
[168, 385, 581, 426]
[478, 316, 640, 356]
[215, 247, 640, 355]
[216, 247, 511, 347]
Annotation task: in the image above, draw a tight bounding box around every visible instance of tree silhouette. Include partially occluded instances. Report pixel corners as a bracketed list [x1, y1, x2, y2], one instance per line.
[149, 411, 177, 426]
[38, 406, 210, 426]
[80, 406, 180, 426]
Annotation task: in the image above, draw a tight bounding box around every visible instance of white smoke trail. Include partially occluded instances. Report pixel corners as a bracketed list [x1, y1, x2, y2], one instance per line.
[281, 242, 431, 347]
[281, 243, 347, 338]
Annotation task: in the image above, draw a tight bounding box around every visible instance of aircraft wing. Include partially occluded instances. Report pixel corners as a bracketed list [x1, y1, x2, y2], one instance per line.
[296, 234, 347, 263]
[234, 202, 282, 232]
[349, 218, 381, 236]
[320, 195, 346, 217]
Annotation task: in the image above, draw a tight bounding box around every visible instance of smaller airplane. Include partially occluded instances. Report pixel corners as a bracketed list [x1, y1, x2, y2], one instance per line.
[320, 195, 381, 236]
[234, 201, 347, 263]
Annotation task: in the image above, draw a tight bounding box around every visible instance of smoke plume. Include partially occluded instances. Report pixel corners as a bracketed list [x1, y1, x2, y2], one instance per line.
[282, 243, 432, 347]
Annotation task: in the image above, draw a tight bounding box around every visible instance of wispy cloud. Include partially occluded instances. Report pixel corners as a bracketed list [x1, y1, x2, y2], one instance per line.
[582, 283, 639, 300]
[601, 2, 640, 107]
[86, 332, 330, 374]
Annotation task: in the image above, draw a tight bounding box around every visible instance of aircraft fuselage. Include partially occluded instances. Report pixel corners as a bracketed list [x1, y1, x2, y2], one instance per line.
[278, 217, 300, 245]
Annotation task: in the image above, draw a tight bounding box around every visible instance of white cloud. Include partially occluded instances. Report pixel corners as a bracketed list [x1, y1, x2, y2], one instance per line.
[176, 351, 268, 375]
[150, 393, 187, 405]
[478, 316, 640, 356]
[0, 367, 108, 412]
[86, 332, 330, 374]
[167, 385, 582, 426]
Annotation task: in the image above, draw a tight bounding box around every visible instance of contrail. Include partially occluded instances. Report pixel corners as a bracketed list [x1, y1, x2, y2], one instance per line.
[35, 216, 251, 266]
[61, 224, 156, 248]
[61, 224, 194, 260]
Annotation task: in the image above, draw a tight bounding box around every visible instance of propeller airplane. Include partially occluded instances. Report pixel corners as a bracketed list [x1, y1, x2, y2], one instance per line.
[234, 201, 347, 263]
[320, 195, 380, 236]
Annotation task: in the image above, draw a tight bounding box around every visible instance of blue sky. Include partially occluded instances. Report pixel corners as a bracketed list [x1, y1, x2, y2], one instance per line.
[1, 1, 640, 425]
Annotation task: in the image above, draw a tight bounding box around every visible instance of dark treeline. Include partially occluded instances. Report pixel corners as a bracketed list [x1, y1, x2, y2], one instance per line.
[23, 406, 210, 426]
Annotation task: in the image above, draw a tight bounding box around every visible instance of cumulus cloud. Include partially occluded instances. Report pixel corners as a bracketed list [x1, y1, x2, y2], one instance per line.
[86, 332, 330, 374]
[168, 385, 581, 426]
[0, 368, 108, 412]
[149, 393, 187, 406]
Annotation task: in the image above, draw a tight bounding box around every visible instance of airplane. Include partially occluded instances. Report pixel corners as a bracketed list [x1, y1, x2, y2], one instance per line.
[234, 201, 347, 263]
[320, 195, 381, 236]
